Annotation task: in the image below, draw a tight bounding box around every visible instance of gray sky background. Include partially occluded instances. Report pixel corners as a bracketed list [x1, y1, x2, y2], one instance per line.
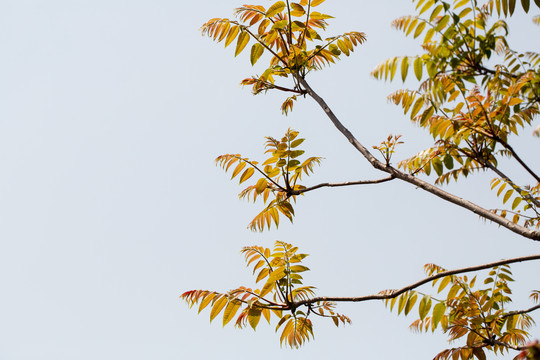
[1, 1, 539, 359]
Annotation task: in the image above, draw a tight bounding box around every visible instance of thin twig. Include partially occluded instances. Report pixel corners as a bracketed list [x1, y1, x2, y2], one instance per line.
[294, 254, 540, 307]
[289, 176, 395, 195]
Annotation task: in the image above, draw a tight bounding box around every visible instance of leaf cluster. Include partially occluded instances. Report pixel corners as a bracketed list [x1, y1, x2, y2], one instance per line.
[372, 0, 540, 229]
[216, 129, 322, 231]
[181, 241, 350, 348]
[384, 263, 536, 360]
[200, 0, 366, 113]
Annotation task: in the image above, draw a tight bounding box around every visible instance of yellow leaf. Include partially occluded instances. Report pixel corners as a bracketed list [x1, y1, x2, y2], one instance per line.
[210, 296, 228, 322]
[224, 26, 239, 48]
[255, 178, 268, 194]
[266, 1, 286, 17]
[223, 300, 241, 326]
[235, 31, 250, 57]
[231, 161, 246, 179]
[239, 167, 255, 184]
[508, 97, 523, 106]
[311, 0, 326, 6]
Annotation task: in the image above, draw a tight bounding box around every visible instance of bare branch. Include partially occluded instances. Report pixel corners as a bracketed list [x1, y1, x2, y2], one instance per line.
[297, 77, 540, 241]
[501, 304, 540, 319]
[290, 176, 395, 195]
[294, 254, 540, 307]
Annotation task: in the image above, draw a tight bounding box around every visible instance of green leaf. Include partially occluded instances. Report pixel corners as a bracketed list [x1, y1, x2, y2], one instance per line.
[511, 197, 522, 210]
[401, 57, 409, 82]
[419, 295, 432, 320]
[248, 307, 262, 330]
[432, 302, 446, 329]
[413, 57, 423, 81]
[443, 154, 454, 170]
[432, 157, 443, 176]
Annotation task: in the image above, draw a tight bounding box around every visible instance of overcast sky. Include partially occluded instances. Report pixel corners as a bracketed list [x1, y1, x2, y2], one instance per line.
[1, 1, 539, 359]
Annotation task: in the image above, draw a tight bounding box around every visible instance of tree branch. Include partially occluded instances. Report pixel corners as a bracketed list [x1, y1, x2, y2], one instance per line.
[297, 77, 540, 241]
[294, 254, 540, 307]
[290, 176, 395, 195]
[501, 304, 540, 319]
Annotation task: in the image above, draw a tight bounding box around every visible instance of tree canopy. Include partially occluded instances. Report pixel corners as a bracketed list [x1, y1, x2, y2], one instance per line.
[182, 1, 540, 358]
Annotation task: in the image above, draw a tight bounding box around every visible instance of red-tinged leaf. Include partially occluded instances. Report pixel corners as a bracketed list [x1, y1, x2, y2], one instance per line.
[235, 31, 250, 57]
[223, 300, 242, 326]
[248, 307, 262, 330]
[239, 167, 255, 184]
[210, 296, 228, 322]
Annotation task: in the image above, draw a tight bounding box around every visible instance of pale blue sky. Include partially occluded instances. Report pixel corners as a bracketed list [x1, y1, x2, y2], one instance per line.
[0, 1, 539, 359]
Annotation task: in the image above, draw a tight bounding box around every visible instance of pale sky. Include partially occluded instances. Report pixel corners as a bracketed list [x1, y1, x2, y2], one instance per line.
[1, 1, 539, 359]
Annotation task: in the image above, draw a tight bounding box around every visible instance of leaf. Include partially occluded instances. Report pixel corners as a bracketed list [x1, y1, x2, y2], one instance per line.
[401, 57, 409, 82]
[248, 307, 262, 330]
[437, 276, 451, 293]
[235, 31, 250, 57]
[404, 292, 418, 315]
[266, 1, 286, 17]
[413, 57, 423, 80]
[311, 0, 326, 6]
[521, 0, 530, 12]
[210, 296, 228, 322]
[225, 26, 240, 48]
[511, 197, 522, 210]
[503, 189, 514, 204]
[290, 265, 310, 273]
[432, 302, 446, 329]
[223, 300, 241, 326]
[231, 161, 246, 179]
[432, 157, 443, 176]
[239, 168, 255, 184]
[250, 43, 265, 65]
[419, 295, 432, 320]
